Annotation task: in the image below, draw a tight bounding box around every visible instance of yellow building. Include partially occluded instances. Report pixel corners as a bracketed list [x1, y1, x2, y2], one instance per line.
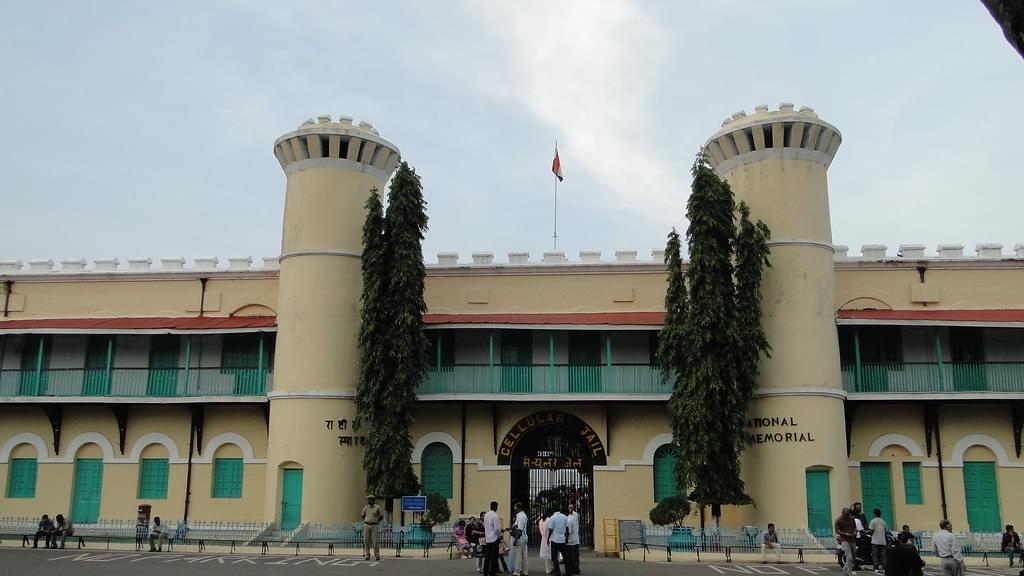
[2, 106, 1023, 552]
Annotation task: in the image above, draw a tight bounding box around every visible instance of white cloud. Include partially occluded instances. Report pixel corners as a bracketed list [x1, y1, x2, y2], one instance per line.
[459, 0, 684, 228]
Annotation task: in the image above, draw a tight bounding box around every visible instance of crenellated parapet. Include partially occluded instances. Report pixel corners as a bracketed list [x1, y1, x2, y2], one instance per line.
[0, 256, 281, 274]
[272, 114, 400, 182]
[832, 243, 1024, 261]
[703, 102, 842, 174]
[428, 249, 670, 267]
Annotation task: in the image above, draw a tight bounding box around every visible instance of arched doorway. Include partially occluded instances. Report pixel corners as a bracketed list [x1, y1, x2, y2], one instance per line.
[499, 411, 607, 548]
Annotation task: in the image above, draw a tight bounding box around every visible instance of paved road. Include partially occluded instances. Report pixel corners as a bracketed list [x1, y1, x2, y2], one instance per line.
[2, 548, 1022, 576]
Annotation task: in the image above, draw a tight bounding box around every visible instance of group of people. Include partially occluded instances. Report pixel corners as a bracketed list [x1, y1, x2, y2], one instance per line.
[450, 500, 582, 576]
[835, 503, 1024, 576]
[32, 513, 74, 549]
[835, 503, 926, 576]
[33, 512, 172, 552]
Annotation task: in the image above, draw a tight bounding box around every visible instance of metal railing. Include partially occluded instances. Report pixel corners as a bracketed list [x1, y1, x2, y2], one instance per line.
[0, 367, 272, 398]
[841, 361, 1024, 393]
[420, 365, 670, 395]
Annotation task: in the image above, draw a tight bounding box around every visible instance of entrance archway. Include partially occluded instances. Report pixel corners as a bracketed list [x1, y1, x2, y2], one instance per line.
[499, 411, 606, 548]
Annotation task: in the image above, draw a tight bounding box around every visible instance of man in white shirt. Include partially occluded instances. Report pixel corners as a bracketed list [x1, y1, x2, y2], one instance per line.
[484, 501, 503, 576]
[510, 501, 529, 576]
[867, 508, 888, 573]
[932, 519, 964, 576]
[566, 503, 580, 575]
[547, 507, 568, 576]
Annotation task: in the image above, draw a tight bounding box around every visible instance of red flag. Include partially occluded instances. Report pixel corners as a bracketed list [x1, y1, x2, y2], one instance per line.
[552, 146, 564, 182]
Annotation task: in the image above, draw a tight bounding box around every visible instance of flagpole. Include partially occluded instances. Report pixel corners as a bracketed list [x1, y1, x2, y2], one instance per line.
[553, 170, 558, 250]
[553, 139, 558, 250]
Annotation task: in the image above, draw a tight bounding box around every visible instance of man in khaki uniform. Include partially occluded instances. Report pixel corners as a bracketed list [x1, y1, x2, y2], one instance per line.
[361, 494, 384, 561]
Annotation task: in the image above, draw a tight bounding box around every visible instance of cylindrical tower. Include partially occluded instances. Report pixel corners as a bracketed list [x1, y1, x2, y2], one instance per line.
[704, 103, 848, 531]
[266, 115, 400, 526]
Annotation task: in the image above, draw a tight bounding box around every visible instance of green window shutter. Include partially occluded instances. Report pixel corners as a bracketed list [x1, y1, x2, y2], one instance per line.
[212, 458, 244, 498]
[426, 330, 456, 369]
[147, 335, 181, 396]
[221, 334, 260, 370]
[7, 458, 38, 498]
[903, 462, 922, 505]
[420, 443, 453, 499]
[653, 444, 679, 502]
[19, 335, 52, 395]
[83, 336, 112, 396]
[138, 458, 169, 499]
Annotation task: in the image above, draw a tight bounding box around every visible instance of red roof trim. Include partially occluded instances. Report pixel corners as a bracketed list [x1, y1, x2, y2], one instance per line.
[0, 316, 277, 331]
[424, 312, 665, 326]
[836, 309, 1024, 322]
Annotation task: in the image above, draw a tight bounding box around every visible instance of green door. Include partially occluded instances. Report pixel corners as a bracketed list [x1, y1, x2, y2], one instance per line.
[281, 469, 303, 530]
[147, 335, 180, 396]
[82, 336, 112, 395]
[860, 462, 894, 528]
[568, 332, 601, 392]
[18, 335, 51, 395]
[806, 469, 832, 536]
[653, 444, 679, 502]
[500, 330, 533, 392]
[963, 461, 1001, 532]
[72, 458, 104, 523]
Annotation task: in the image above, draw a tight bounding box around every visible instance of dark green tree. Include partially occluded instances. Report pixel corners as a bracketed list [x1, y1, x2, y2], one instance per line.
[356, 189, 388, 427]
[661, 150, 770, 525]
[656, 228, 688, 386]
[358, 162, 429, 506]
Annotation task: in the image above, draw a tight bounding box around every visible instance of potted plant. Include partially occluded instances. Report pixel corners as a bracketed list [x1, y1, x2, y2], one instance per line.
[649, 495, 693, 550]
[409, 493, 450, 549]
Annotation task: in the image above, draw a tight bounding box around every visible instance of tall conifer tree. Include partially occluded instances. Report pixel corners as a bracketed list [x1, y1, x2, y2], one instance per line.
[661, 150, 770, 524]
[358, 162, 428, 503]
[357, 189, 387, 426]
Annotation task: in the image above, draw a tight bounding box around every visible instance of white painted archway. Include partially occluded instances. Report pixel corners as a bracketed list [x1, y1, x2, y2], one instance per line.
[867, 433, 926, 458]
[0, 432, 49, 463]
[197, 432, 264, 464]
[412, 432, 462, 463]
[949, 434, 1010, 467]
[61, 432, 117, 463]
[128, 432, 185, 464]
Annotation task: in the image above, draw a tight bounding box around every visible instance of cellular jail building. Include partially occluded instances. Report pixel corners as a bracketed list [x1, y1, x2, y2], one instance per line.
[2, 105, 1023, 552]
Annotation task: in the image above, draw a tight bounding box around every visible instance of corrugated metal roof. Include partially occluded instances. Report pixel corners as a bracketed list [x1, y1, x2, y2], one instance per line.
[0, 316, 277, 332]
[423, 312, 665, 326]
[836, 309, 1024, 322]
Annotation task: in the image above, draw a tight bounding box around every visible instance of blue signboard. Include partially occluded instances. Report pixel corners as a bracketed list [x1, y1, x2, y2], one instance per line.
[401, 495, 427, 512]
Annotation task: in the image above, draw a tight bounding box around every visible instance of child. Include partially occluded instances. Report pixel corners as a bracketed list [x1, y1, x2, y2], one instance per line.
[454, 520, 472, 559]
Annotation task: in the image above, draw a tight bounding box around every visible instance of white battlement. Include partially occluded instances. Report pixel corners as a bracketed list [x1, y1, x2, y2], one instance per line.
[3, 245, 1022, 276]
[429, 250, 672, 267]
[0, 256, 283, 274]
[720, 102, 820, 129]
[828, 243, 1023, 260]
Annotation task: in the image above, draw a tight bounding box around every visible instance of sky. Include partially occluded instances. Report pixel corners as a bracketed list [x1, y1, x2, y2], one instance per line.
[1, 0, 1022, 266]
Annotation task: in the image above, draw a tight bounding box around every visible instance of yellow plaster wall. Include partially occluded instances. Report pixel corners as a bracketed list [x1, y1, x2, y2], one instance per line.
[423, 271, 666, 315]
[847, 402, 1024, 532]
[0, 404, 267, 522]
[1, 277, 278, 320]
[835, 266, 1024, 311]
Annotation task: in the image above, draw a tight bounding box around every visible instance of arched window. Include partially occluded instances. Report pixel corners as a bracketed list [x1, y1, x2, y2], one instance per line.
[653, 444, 679, 502]
[421, 442, 453, 498]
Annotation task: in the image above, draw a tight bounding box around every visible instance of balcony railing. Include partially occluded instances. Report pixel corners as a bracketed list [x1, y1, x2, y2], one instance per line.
[0, 367, 272, 398]
[420, 364, 670, 395]
[842, 361, 1024, 393]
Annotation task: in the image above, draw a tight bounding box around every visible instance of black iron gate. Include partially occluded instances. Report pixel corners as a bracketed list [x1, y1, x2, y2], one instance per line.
[510, 430, 595, 547]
